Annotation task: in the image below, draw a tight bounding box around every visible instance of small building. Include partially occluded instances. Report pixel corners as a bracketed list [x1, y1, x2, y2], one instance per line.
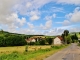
[52, 36, 63, 45]
[25, 38, 36, 44]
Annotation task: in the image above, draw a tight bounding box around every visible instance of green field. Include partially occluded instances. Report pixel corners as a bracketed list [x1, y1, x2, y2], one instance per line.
[0, 45, 68, 60]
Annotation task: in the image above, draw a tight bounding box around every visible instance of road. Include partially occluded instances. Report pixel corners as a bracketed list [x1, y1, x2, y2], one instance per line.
[44, 43, 80, 60]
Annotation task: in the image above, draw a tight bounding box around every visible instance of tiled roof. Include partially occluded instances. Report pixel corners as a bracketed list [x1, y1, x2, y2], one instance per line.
[57, 36, 63, 40]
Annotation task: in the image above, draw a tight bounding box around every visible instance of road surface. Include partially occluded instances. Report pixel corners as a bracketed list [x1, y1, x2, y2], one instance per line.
[44, 43, 80, 60]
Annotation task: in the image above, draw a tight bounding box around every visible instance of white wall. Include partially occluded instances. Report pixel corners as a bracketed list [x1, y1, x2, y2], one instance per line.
[53, 37, 62, 45]
[31, 39, 36, 42]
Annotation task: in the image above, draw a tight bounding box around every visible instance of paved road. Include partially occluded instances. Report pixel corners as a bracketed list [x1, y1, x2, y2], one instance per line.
[44, 43, 80, 60]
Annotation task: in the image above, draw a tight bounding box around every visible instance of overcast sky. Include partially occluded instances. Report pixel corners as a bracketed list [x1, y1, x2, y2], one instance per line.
[0, 0, 80, 36]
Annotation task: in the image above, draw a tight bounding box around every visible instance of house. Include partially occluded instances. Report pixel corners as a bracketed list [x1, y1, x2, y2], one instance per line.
[25, 35, 45, 43]
[52, 36, 63, 45]
[25, 38, 36, 44]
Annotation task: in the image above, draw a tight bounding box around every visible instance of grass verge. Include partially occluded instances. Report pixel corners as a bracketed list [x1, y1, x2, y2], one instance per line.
[0, 45, 69, 60]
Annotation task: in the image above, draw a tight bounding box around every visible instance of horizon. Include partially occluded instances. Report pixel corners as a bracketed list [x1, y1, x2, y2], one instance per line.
[0, 0, 80, 36]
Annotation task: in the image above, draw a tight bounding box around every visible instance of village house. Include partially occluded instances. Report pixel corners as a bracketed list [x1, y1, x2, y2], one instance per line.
[52, 36, 63, 45]
[25, 35, 45, 44]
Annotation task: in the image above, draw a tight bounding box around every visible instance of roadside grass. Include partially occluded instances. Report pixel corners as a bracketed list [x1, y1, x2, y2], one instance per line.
[0, 45, 69, 60]
[77, 43, 80, 46]
[0, 45, 51, 54]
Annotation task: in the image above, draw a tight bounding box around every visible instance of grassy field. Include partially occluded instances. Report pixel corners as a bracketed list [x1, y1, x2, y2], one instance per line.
[77, 34, 80, 38]
[0, 45, 69, 60]
[0, 45, 51, 54]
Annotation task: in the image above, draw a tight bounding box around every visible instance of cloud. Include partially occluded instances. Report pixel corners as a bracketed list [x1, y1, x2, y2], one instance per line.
[29, 10, 40, 21]
[63, 20, 70, 26]
[55, 0, 80, 5]
[6, 13, 26, 27]
[66, 7, 80, 23]
[27, 22, 34, 29]
[13, 28, 44, 35]
[70, 27, 80, 32]
[51, 7, 64, 13]
[56, 20, 70, 26]
[0, 0, 27, 30]
[0, 13, 27, 32]
[52, 14, 56, 18]
[0, 0, 19, 15]
[40, 20, 52, 30]
[30, 15, 40, 21]
[43, 28, 65, 36]
[14, 0, 54, 18]
[26, 2, 32, 8]
[44, 14, 56, 20]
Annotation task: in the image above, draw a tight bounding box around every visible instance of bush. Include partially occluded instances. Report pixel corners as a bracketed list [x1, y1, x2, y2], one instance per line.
[46, 38, 53, 45]
[25, 45, 28, 52]
[35, 41, 40, 45]
[39, 40, 45, 45]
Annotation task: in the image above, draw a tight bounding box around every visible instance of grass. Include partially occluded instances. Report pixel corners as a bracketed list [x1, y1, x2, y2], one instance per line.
[0, 45, 69, 60]
[0, 45, 51, 54]
[0, 46, 25, 54]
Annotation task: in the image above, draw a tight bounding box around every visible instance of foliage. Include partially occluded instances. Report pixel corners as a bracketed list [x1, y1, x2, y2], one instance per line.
[35, 41, 40, 45]
[46, 38, 53, 45]
[0, 36, 5, 47]
[0, 31, 27, 46]
[62, 30, 73, 44]
[65, 35, 72, 44]
[39, 39, 45, 45]
[71, 33, 78, 43]
[25, 45, 28, 52]
[0, 52, 26, 60]
[64, 30, 69, 36]
[30, 42, 35, 45]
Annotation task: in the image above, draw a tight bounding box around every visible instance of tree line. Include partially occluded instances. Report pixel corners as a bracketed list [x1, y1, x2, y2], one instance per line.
[0, 29, 79, 47]
[61, 30, 78, 44]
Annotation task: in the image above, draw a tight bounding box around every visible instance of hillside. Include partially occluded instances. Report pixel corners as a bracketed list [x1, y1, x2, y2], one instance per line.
[70, 32, 80, 38]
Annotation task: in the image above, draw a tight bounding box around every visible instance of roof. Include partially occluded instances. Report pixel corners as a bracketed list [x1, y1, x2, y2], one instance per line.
[25, 38, 36, 43]
[57, 36, 63, 40]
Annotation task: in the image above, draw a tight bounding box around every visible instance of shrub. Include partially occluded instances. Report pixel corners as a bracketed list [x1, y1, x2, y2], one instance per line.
[39, 40, 45, 45]
[25, 45, 28, 52]
[46, 38, 53, 45]
[35, 41, 40, 45]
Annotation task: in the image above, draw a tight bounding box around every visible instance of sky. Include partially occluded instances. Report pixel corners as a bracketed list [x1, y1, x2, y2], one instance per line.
[0, 0, 80, 36]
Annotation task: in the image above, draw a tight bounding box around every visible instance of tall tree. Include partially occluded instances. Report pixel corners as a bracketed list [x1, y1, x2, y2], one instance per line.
[64, 30, 69, 36]
[62, 30, 71, 44]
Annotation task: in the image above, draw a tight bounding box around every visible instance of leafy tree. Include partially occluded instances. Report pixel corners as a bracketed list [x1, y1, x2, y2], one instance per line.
[62, 30, 72, 44]
[61, 34, 65, 43]
[74, 33, 78, 40]
[39, 39, 45, 45]
[0, 36, 5, 46]
[46, 38, 53, 45]
[65, 35, 72, 44]
[71, 33, 78, 43]
[64, 30, 69, 36]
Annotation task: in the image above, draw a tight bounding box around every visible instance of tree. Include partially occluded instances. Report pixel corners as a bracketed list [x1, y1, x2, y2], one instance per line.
[0, 36, 5, 46]
[65, 35, 72, 44]
[39, 39, 45, 45]
[62, 30, 72, 44]
[74, 33, 78, 40]
[64, 30, 69, 36]
[61, 34, 65, 43]
[71, 33, 78, 43]
[46, 38, 53, 45]
[0, 29, 3, 33]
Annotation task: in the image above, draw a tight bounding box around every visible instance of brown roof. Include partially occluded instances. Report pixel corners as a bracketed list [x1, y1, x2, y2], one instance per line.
[57, 36, 63, 40]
